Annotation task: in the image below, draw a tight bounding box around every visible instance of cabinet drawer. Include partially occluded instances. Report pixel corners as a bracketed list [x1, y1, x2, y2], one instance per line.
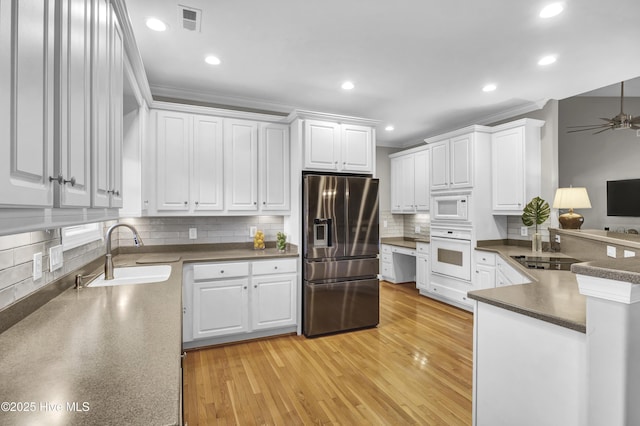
[428, 283, 472, 307]
[193, 262, 250, 280]
[252, 259, 297, 275]
[391, 246, 416, 256]
[417, 242, 429, 254]
[476, 251, 496, 266]
[381, 245, 392, 254]
[381, 253, 393, 263]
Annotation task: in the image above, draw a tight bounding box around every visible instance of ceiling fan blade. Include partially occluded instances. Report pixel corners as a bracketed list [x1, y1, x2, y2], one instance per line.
[567, 127, 611, 134]
[600, 117, 614, 122]
[567, 123, 612, 129]
[631, 124, 640, 130]
[631, 116, 640, 124]
[592, 126, 614, 135]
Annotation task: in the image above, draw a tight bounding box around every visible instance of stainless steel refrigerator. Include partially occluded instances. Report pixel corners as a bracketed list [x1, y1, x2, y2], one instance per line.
[303, 174, 380, 337]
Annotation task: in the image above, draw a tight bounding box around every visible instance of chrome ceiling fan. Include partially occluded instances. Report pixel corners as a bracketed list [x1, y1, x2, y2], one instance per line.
[567, 81, 640, 135]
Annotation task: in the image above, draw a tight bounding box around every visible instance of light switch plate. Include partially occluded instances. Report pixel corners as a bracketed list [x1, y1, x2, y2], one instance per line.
[415, 225, 421, 234]
[33, 252, 43, 280]
[520, 227, 528, 237]
[249, 226, 257, 237]
[189, 228, 197, 239]
[49, 245, 64, 272]
[607, 245, 617, 258]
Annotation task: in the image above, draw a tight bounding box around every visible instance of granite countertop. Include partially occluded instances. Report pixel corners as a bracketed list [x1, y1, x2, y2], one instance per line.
[469, 245, 586, 333]
[380, 236, 430, 249]
[0, 244, 298, 425]
[572, 258, 640, 285]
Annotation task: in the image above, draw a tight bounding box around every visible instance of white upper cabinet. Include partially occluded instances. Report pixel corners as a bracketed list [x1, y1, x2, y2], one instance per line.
[430, 134, 473, 192]
[153, 111, 224, 213]
[0, 0, 55, 207]
[304, 120, 341, 171]
[491, 119, 544, 215]
[389, 147, 430, 214]
[148, 106, 291, 216]
[341, 124, 373, 173]
[91, 0, 123, 208]
[55, 0, 92, 207]
[259, 123, 290, 212]
[155, 111, 191, 212]
[192, 116, 224, 212]
[225, 119, 259, 211]
[303, 119, 375, 174]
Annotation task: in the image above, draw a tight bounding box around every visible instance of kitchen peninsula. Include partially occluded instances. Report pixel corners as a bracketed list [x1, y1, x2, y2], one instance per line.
[469, 229, 640, 426]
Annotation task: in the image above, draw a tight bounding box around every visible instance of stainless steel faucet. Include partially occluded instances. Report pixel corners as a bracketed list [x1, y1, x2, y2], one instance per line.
[104, 223, 144, 280]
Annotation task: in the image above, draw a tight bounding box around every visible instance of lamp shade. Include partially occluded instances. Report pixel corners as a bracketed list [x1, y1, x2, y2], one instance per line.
[552, 187, 592, 209]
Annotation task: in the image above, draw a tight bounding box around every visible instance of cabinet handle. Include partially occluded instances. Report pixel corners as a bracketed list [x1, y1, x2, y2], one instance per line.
[49, 174, 76, 186]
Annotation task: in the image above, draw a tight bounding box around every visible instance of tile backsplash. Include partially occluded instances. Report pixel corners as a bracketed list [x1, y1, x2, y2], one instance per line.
[506, 215, 551, 242]
[403, 214, 430, 239]
[116, 216, 285, 246]
[380, 211, 404, 238]
[0, 222, 116, 312]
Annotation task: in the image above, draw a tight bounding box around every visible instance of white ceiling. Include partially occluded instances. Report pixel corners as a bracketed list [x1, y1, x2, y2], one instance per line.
[124, 0, 640, 147]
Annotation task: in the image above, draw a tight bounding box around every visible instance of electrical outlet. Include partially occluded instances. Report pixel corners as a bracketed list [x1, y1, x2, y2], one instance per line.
[189, 228, 197, 239]
[624, 250, 636, 258]
[33, 252, 43, 280]
[555, 234, 561, 243]
[49, 245, 63, 272]
[250, 226, 257, 237]
[415, 225, 421, 234]
[520, 227, 528, 237]
[607, 245, 617, 258]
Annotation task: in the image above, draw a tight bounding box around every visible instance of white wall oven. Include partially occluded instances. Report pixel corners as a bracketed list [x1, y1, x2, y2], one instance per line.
[430, 227, 472, 282]
[432, 195, 469, 221]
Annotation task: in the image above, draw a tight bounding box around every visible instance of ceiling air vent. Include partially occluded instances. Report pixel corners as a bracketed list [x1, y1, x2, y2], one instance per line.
[178, 5, 201, 32]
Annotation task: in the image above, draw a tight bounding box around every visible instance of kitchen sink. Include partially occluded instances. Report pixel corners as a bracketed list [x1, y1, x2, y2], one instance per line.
[88, 264, 172, 287]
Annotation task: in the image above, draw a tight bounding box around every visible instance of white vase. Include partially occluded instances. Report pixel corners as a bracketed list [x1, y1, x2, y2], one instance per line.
[532, 232, 543, 252]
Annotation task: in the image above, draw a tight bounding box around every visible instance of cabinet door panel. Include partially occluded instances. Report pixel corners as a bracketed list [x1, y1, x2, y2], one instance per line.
[401, 155, 415, 211]
[304, 120, 340, 170]
[0, 0, 55, 207]
[109, 8, 124, 207]
[251, 274, 297, 330]
[260, 123, 289, 211]
[193, 116, 224, 211]
[225, 119, 258, 211]
[475, 264, 496, 290]
[341, 124, 372, 172]
[56, 0, 91, 207]
[193, 279, 249, 339]
[450, 134, 472, 188]
[430, 141, 449, 191]
[414, 149, 430, 211]
[492, 127, 525, 211]
[390, 157, 402, 213]
[156, 112, 190, 211]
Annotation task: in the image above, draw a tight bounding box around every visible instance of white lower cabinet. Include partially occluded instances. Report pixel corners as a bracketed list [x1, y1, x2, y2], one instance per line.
[474, 251, 496, 290]
[416, 242, 429, 290]
[183, 258, 297, 345]
[496, 256, 529, 287]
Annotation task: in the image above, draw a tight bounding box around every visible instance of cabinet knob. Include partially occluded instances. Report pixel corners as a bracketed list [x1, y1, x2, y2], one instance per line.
[244, 286, 247, 290]
[263, 201, 266, 205]
[195, 201, 199, 206]
[184, 201, 188, 205]
[49, 175, 76, 186]
[274, 266, 278, 270]
[254, 285, 257, 288]
[254, 201, 257, 205]
[220, 270, 224, 274]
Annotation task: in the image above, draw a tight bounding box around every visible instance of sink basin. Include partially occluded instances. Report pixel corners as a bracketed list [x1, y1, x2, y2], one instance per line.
[88, 264, 172, 287]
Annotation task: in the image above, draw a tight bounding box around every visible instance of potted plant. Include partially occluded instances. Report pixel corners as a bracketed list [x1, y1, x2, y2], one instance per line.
[522, 196, 550, 252]
[276, 232, 287, 252]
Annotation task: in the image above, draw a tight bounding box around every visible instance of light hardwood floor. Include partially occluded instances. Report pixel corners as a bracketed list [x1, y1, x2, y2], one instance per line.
[183, 281, 474, 425]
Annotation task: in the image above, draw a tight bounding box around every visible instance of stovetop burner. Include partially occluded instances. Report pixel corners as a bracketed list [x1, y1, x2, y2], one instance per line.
[510, 255, 582, 271]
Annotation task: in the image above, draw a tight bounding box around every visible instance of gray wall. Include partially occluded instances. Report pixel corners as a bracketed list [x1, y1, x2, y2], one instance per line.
[559, 97, 640, 231]
[376, 146, 405, 237]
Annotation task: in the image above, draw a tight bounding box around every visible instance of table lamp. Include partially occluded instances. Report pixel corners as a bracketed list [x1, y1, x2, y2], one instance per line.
[552, 187, 592, 229]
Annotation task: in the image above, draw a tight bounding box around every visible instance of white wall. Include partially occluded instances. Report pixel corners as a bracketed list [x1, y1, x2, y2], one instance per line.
[376, 146, 405, 237]
[559, 97, 640, 231]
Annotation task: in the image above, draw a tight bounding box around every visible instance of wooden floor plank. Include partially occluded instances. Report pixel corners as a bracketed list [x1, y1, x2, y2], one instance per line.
[183, 281, 474, 425]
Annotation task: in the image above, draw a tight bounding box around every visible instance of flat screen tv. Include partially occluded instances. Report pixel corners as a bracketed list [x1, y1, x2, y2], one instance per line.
[607, 179, 640, 217]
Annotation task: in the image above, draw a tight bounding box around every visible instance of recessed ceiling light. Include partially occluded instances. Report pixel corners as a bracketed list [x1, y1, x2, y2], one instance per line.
[146, 17, 167, 32]
[385, 125, 395, 131]
[539, 3, 564, 18]
[205, 55, 221, 65]
[538, 55, 557, 66]
[482, 84, 497, 92]
[341, 81, 355, 90]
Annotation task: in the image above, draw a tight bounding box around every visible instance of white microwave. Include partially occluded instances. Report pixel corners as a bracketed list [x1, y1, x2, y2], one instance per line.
[432, 195, 469, 221]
